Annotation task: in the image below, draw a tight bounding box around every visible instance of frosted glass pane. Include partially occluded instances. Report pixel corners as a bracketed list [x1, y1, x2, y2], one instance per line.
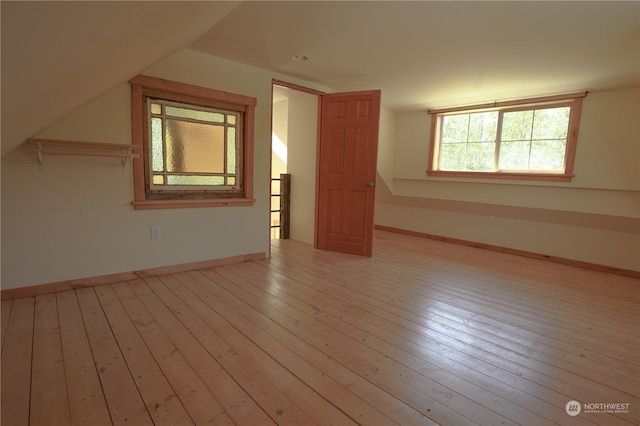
[227, 127, 236, 174]
[227, 176, 236, 186]
[167, 175, 225, 185]
[166, 119, 224, 173]
[153, 175, 164, 185]
[165, 105, 224, 123]
[150, 103, 162, 115]
[227, 114, 237, 125]
[151, 117, 163, 172]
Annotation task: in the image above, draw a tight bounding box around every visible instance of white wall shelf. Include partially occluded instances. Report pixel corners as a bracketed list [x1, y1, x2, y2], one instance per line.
[27, 138, 140, 171]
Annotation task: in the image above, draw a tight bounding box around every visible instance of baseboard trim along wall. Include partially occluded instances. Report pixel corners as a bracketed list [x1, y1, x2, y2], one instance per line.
[1, 252, 266, 301]
[375, 225, 640, 279]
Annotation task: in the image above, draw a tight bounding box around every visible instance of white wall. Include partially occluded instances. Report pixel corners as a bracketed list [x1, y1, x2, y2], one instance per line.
[376, 106, 396, 192]
[1, 50, 324, 289]
[287, 91, 318, 245]
[375, 86, 640, 272]
[272, 98, 288, 179]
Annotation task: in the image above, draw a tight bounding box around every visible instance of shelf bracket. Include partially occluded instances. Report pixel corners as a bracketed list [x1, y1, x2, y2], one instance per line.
[36, 142, 44, 171]
[121, 148, 130, 172]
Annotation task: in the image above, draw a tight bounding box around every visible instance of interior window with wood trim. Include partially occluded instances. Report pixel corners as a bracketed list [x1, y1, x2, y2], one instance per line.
[427, 92, 586, 181]
[129, 75, 256, 210]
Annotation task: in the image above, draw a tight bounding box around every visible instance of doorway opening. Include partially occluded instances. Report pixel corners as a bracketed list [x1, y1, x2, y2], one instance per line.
[270, 82, 321, 244]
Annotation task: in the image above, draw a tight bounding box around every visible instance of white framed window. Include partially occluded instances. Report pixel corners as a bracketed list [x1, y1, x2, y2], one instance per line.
[428, 92, 586, 181]
[129, 75, 256, 210]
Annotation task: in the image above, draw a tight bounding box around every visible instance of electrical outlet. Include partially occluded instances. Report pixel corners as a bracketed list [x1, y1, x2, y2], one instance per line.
[151, 226, 161, 239]
[535, 227, 545, 234]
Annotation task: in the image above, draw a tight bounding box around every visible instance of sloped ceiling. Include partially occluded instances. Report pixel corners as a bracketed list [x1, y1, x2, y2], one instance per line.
[2, 1, 639, 157]
[1, 1, 240, 156]
[191, 1, 639, 110]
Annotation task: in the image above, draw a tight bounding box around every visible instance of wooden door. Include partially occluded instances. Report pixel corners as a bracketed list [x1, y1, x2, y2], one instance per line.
[315, 90, 381, 256]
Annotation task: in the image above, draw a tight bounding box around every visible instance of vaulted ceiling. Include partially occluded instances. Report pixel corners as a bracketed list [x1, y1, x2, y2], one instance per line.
[2, 1, 638, 156]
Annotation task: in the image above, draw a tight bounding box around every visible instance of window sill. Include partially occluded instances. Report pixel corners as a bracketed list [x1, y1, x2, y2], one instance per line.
[132, 198, 256, 210]
[426, 170, 574, 182]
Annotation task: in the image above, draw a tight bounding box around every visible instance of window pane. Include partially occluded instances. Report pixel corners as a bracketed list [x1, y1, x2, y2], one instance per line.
[167, 175, 225, 185]
[468, 112, 498, 142]
[150, 103, 162, 115]
[441, 114, 469, 143]
[165, 105, 225, 123]
[151, 117, 164, 172]
[532, 107, 569, 139]
[439, 143, 467, 170]
[227, 127, 236, 174]
[227, 176, 236, 186]
[153, 175, 164, 185]
[499, 141, 530, 170]
[227, 114, 237, 125]
[466, 142, 495, 170]
[271, 211, 280, 228]
[502, 110, 534, 141]
[271, 179, 281, 194]
[530, 140, 566, 170]
[166, 119, 224, 173]
[271, 195, 281, 211]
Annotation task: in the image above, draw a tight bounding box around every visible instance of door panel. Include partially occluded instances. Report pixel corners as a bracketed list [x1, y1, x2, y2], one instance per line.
[316, 90, 381, 256]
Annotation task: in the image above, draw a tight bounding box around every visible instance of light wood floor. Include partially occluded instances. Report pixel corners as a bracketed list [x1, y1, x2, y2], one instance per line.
[1, 230, 638, 425]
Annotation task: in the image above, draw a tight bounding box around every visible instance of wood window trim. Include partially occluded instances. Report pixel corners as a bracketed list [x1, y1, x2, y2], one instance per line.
[427, 92, 586, 182]
[129, 75, 256, 210]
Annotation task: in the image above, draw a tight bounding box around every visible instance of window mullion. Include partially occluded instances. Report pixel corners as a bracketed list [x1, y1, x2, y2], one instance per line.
[527, 111, 536, 171]
[161, 106, 168, 184]
[465, 115, 471, 170]
[494, 111, 504, 171]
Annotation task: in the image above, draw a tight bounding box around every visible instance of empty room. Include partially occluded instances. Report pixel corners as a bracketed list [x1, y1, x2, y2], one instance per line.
[1, 1, 638, 425]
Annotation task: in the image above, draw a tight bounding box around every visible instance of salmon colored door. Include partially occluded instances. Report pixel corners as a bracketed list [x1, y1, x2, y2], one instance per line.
[315, 90, 381, 256]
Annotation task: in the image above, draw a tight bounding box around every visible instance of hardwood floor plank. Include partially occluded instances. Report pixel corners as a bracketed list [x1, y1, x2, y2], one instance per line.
[1, 297, 35, 426]
[145, 274, 282, 426]
[198, 267, 483, 426]
[2, 230, 637, 426]
[264, 252, 640, 402]
[190, 266, 438, 426]
[269, 237, 639, 426]
[93, 284, 195, 426]
[111, 280, 233, 425]
[173, 269, 410, 426]
[30, 294, 71, 425]
[124, 277, 268, 425]
[1, 299, 12, 353]
[75, 287, 153, 425]
[270, 238, 637, 370]
[56, 290, 112, 426]
[233, 261, 563, 425]
[168, 270, 349, 426]
[219, 262, 560, 426]
[153, 274, 316, 426]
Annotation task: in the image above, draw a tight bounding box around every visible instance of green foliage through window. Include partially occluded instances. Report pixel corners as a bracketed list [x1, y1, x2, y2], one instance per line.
[437, 105, 571, 173]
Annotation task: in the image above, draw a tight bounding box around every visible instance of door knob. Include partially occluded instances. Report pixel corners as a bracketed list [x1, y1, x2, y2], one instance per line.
[367, 182, 375, 187]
